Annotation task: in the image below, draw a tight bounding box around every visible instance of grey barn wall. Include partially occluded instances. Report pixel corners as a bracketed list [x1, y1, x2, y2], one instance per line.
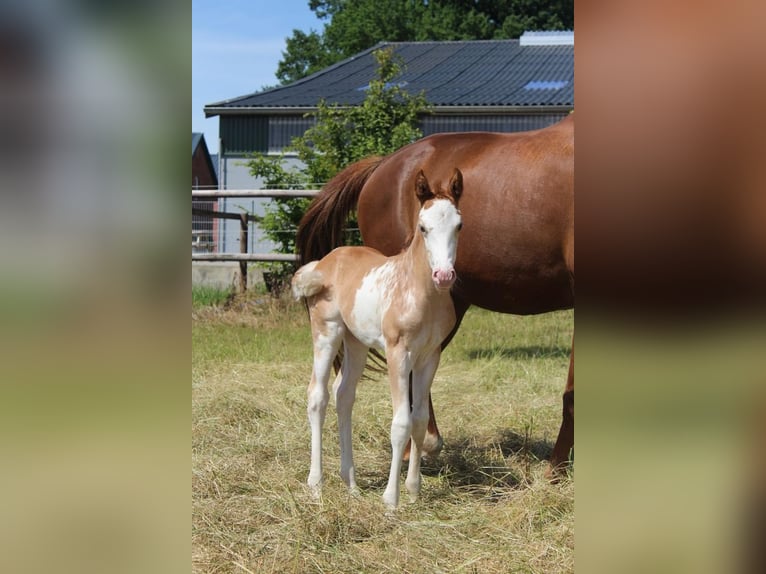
[421, 112, 568, 135]
[221, 111, 570, 157]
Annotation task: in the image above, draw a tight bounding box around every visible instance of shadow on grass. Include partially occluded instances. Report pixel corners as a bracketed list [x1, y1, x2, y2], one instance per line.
[465, 345, 570, 361]
[428, 429, 551, 481]
[358, 428, 554, 498]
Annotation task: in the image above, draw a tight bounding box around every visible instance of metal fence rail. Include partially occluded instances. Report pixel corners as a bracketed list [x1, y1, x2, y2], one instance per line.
[191, 253, 300, 262]
[191, 189, 320, 199]
[192, 189, 321, 292]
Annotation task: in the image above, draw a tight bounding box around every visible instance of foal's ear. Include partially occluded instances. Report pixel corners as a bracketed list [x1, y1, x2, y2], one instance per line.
[415, 170, 434, 202]
[449, 168, 463, 201]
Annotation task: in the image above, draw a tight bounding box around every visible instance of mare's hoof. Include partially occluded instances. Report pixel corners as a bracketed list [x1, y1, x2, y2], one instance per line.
[545, 462, 571, 484]
[402, 434, 444, 462]
[423, 434, 444, 459]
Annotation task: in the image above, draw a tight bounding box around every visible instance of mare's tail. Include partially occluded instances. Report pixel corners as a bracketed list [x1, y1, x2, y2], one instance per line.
[296, 155, 383, 265]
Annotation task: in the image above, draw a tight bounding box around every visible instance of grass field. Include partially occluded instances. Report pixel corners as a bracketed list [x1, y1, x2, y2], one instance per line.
[192, 292, 574, 573]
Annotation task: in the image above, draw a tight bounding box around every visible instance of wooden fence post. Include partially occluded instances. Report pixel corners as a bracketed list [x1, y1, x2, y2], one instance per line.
[239, 212, 248, 293]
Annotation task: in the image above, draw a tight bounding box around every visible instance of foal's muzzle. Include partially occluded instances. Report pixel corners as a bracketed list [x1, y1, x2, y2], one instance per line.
[432, 268, 456, 290]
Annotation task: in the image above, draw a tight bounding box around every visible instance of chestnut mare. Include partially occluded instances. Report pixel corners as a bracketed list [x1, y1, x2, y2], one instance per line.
[297, 115, 574, 476]
[292, 169, 463, 508]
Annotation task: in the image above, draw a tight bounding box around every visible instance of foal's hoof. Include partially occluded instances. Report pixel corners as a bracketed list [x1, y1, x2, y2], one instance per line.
[382, 490, 399, 510]
[307, 482, 323, 500]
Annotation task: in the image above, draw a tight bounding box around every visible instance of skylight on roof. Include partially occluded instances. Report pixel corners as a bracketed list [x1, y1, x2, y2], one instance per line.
[519, 31, 574, 46]
[356, 81, 408, 91]
[523, 80, 569, 90]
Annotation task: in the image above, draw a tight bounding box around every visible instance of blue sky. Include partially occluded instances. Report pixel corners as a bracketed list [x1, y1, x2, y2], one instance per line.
[192, 1, 323, 153]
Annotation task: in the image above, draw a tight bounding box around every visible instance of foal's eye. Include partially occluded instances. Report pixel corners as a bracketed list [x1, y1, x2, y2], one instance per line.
[457, 222, 463, 231]
[419, 224, 426, 234]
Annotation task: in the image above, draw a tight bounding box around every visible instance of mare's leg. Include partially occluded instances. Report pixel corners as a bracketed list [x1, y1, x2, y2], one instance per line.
[547, 337, 574, 480]
[404, 298, 471, 461]
[381, 345, 413, 509]
[405, 351, 441, 503]
[307, 321, 343, 495]
[333, 335, 367, 494]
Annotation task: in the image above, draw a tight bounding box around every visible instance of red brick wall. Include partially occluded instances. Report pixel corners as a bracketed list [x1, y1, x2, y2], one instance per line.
[192, 147, 217, 189]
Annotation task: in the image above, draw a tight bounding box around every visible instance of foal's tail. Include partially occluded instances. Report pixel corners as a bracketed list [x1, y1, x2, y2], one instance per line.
[291, 261, 324, 300]
[296, 155, 384, 265]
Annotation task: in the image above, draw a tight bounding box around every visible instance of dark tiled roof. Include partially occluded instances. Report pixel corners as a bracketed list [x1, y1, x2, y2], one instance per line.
[193, 132, 218, 184]
[205, 35, 573, 114]
[192, 132, 203, 155]
[209, 153, 219, 180]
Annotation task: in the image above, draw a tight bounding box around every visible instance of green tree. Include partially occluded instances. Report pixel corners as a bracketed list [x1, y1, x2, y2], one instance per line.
[248, 48, 429, 292]
[278, 0, 573, 83]
[276, 29, 339, 86]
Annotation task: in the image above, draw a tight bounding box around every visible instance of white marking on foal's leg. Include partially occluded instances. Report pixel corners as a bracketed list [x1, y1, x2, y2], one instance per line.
[306, 328, 342, 497]
[383, 402, 411, 508]
[334, 336, 366, 496]
[405, 429, 424, 502]
[382, 352, 412, 509]
[307, 371, 328, 497]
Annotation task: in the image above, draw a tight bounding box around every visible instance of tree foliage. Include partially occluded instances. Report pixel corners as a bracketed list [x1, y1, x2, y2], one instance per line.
[276, 30, 337, 85]
[248, 48, 428, 290]
[292, 50, 427, 184]
[278, 0, 574, 83]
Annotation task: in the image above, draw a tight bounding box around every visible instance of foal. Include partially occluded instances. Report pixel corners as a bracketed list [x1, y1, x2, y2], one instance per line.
[292, 168, 463, 508]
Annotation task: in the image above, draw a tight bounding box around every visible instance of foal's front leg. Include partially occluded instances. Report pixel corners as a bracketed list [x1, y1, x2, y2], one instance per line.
[405, 351, 441, 503]
[382, 345, 413, 509]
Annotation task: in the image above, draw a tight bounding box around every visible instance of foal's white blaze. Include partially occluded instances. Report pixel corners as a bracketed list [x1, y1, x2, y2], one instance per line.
[419, 198, 462, 290]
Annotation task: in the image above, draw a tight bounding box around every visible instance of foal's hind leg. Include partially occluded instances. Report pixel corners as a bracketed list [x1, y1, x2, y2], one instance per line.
[405, 351, 441, 503]
[307, 322, 343, 495]
[334, 335, 367, 494]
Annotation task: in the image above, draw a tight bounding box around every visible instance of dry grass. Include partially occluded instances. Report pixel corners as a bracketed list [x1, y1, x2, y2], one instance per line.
[193, 293, 574, 573]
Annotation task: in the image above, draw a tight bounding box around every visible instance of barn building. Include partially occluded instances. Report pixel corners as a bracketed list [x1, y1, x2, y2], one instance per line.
[192, 132, 219, 253]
